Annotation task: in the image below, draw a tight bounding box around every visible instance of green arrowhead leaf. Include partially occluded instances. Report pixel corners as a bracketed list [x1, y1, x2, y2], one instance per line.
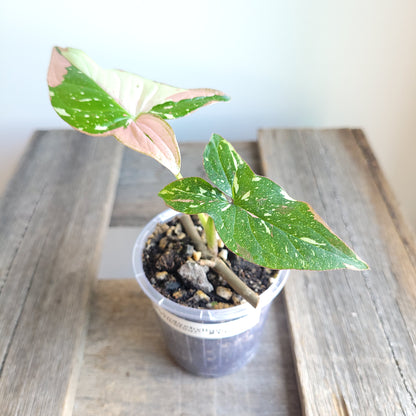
[47, 47, 229, 175]
[159, 134, 368, 271]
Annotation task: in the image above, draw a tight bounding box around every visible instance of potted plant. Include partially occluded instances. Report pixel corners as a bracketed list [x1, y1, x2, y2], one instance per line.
[47, 47, 368, 377]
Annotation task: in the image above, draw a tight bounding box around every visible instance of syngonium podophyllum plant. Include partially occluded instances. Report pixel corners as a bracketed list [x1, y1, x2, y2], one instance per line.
[47, 47, 368, 307]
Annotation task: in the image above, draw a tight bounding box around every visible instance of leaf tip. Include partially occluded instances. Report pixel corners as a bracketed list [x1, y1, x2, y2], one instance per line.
[47, 46, 71, 88]
[344, 259, 370, 271]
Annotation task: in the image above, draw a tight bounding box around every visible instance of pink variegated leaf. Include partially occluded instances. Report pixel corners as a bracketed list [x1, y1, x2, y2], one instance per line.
[47, 46, 229, 175]
[114, 114, 181, 176]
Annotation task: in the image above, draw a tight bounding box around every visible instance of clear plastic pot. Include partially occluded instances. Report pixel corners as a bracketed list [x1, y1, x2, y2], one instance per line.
[132, 209, 290, 377]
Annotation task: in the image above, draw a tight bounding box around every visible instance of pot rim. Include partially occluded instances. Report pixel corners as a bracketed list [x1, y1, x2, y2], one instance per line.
[132, 209, 289, 323]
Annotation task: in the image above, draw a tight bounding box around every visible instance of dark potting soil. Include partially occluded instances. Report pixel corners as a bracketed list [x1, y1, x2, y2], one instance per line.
[142, 215, 280, 309]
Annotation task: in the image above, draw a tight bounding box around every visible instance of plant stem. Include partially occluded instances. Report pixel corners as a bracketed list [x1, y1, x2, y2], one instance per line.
[179, 215, 260, 308]
[179, 215, 208, 255]
[205, 216, 218, 256]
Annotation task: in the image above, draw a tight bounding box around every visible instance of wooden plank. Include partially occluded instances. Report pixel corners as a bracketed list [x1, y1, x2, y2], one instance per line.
[258, 129, 416, 415]
[0, 130, 123, 415]
[73, 279, 301, 416]
[110, 141, 261, 227]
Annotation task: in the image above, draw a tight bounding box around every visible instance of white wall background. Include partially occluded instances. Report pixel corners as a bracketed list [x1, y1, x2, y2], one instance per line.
[1, 0, 416, 232]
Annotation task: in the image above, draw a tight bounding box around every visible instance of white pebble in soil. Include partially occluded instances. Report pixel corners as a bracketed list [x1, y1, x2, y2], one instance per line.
[216, 286, 233, 301]
[178, 261, 213, 293]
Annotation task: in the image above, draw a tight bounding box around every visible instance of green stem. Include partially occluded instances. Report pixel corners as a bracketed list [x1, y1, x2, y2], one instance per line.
[205, 216, 218, 256]
[179, 215, 208, 255]
[197, 213, 208, 228]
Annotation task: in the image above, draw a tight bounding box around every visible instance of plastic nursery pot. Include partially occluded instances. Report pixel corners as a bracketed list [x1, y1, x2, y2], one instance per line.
[132, 209, 290, 377]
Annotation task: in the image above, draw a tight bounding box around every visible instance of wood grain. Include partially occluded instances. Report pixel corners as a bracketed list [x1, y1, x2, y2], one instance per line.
[110, 141, 261, 227]
[73, 279, 301, 416]
[258, 128, 416, 415]
[0, 130, 123, 415]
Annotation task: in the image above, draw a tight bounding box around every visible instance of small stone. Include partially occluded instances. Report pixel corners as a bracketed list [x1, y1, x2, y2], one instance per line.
[194, 290, 210, 302]
[185, 244, 194, 258]
[178, 232, 187, 240]
[172, 290, 184, 299]
[178, 261, 214, 292]
[174, 222, 183, 235]
[218, 249, 228, 261]
[217, 238, 225, 248]
[155, 271, 168, 281]
[192, 251, 202, 261]
[216, 286, 233, 300]
[158, 236, 169, 250]
[157, 223, 169, 233]
[165, 280, 180, 291]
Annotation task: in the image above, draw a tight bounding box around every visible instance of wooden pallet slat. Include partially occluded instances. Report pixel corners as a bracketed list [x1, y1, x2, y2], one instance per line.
[3, 128, 414, 415]
[0, 130, 123, 415]
[258, 128, 416, 415]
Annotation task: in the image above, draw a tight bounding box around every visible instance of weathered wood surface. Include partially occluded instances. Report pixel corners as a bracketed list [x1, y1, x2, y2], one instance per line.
[258, 129, 416, 415]
[6, 128, 411, 415]
[110, 141, 261, 227]
[73, 279, 301, 416]
[0, 130, 123, 415]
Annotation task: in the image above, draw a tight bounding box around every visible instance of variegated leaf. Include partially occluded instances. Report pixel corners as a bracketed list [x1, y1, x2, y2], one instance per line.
[159, 134, 368, 271]
[47, 47, 229, 175]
